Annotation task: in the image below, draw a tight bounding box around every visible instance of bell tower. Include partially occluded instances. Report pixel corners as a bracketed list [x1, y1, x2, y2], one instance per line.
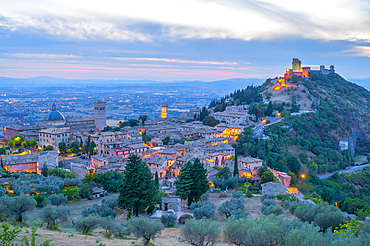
[94, 101, 106, 130]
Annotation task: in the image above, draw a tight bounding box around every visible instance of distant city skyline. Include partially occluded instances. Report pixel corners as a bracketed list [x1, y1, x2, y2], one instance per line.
[1, 0, 370, 81]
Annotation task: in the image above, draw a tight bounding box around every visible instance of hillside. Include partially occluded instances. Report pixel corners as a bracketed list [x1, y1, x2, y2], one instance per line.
[219, 72, 370, 176]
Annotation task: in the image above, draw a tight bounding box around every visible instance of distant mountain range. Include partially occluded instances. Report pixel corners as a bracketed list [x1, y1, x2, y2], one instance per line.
[0, 76, 264, 91]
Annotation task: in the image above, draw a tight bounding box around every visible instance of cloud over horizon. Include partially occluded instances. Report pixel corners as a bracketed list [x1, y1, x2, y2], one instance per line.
[1, 0, 370, 42]
[0, 0, 369, 80]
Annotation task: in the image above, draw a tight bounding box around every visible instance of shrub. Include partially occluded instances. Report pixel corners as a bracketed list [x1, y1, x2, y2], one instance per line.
[64, 178, 82, 187]
[231, 191, 244, 198]
[276, 193, 294, 202]
[48, 194, 67, 206]
[78, 183, 92, 199]
[161, 213, 177, 227]
[34, 196, 45, 208]
[41, 205, 71, 230]
[263, 198, 276, 207]
[0, 187, 6, 197]
[289, 202, 302, 214]
[181, 218, 220, 246]
[263, 205, 284, 215]
[189, 201, 216, 219]
[0, 223, 51, 245]
[245, 191, 253, 198]
[127, 217, 164, 245]
[62, 186, 81, 201]
[75, 215, 100, 234]
[261, 193, 275, 203]
[229, 209, 249, 220]
[200, 192, 209, 202]
[283, 200, 293, 209]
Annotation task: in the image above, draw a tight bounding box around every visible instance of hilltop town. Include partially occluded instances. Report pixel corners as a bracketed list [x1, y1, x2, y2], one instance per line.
[1, 59, 370, 245]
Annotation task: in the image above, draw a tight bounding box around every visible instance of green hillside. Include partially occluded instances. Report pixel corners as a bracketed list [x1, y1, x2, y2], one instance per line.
[216, 72, 370, 176]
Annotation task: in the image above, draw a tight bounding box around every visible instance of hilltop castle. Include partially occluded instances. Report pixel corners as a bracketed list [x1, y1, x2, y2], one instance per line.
[274, 58, 335, 91]
[284, 58, 335, 80]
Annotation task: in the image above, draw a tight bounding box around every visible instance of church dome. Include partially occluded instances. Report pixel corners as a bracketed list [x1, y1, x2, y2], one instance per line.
[43, 104, 66, 125]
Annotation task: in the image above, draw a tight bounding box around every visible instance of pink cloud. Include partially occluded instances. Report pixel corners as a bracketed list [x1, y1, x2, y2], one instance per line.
[80, 66, 182, 72]
[173, 70, 235, 76]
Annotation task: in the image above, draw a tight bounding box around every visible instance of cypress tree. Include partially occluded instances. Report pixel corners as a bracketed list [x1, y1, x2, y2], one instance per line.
[233, 154, 239, 177]
[175, 158, 209, 206]
[155, 171, 159, 188]
[118, 155, 158, 216]
[84, 136, 90, 154]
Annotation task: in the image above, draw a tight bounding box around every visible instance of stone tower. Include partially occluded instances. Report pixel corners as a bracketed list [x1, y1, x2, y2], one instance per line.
[330, 65, 335, 74]
[161, 104, 168, 118]
[94, 101, 106, 130]
[292, 58, 302, 72]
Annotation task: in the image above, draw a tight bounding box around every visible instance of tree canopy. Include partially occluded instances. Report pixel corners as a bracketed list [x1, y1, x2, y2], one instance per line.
[175, 158, 209, 206]
[118, 155, 158, 216]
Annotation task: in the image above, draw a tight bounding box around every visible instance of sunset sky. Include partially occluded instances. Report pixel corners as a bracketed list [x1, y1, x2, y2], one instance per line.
[1, 0, 370, 81]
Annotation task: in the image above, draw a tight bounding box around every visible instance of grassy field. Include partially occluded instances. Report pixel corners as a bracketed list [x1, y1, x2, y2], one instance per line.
[13, 193, 294, 245]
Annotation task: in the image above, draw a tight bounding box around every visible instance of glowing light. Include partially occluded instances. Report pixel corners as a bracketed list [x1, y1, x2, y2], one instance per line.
[226, 155, 232, 159]
[287, 187, 299, 194]
[262, 119, 267, 124]
[161, 104, 168, 118]
[205, 158, 214, 162]
[277, 112, 281, 118]
[222, 128, 241, 136]
[301, 173, 306, 179]
[6, 186, 14, 194]
[273, 78, 292, 91]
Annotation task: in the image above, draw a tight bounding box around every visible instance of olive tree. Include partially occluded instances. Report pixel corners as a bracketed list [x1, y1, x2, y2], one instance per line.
[284, 222, 325, 246]
[99, 217, 116, 238]
[181, 218, 220, 246]
[127, 217, 164, 245]
[224, 215, 289, 246]
[48, 194, 67, 206]
[294, 203, 344, 232]
[189, 201, 216, 219]
[40, 205, 71, 230]
[218, 197, 245, 219]
[224, 218, 248, 246]
[75, 215, 100, 234]
[0, 194, 36, 222]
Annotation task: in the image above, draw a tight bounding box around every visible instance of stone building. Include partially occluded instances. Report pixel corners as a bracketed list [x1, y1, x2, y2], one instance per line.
[38, 127, 71, 149]
[162, 196, 181, 212]
[0, 150, 58, 173]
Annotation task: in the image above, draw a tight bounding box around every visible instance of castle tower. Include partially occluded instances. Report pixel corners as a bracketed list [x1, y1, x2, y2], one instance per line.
[292, 58, 302, 72]
[161, 104, 168, 118]
[94, 101, 106, 130]
[330, 65, 335, 74]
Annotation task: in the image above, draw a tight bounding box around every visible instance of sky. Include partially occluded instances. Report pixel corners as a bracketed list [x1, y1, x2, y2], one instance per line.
[0, 0, 370, 81]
